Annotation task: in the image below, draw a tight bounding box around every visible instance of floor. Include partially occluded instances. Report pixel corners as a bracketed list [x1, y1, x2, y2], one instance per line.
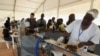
[0, 27, 17, 56]
[0, 42, 17, 56]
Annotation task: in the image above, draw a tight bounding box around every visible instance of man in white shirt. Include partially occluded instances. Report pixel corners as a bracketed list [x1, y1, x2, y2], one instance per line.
[63, 9, 100, 50]
[52, 9, 100, 56]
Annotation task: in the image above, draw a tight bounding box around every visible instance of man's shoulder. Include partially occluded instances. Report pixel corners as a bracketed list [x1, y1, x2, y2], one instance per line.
[72, 20, 82, 24]
[38, 19, 46, 22]
[91, 23, 99, 29]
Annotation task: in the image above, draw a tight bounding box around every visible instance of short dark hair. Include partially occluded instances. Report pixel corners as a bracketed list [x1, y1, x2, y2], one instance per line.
[41, 13, 44, 17]
[30, 13, 35, 16]
[7, 17, 10, 20]
[52, 17, 55, 19]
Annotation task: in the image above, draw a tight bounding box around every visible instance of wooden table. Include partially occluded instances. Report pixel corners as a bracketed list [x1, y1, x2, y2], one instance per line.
[45, 39, 98, 56]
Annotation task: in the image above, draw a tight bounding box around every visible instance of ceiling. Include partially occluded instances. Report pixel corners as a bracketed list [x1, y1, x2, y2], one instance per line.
[0, 0, 91, 13]
[0, 0, 100, 26]
[0, 0, 44, 13]
[0, 0, 92, 23]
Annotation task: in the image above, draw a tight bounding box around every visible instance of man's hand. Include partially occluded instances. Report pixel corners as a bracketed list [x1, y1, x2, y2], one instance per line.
[78, 41, 94, 48]
[78, 42, 86, 48]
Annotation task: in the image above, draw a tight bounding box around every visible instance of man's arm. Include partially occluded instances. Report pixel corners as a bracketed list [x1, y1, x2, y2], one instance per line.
[78, 41, 94, 48]
[78, 28, 100, 48]
[62, 31, 70, 38]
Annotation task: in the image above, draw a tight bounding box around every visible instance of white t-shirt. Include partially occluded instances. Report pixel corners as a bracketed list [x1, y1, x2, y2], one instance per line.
[65, 20, 100, 45]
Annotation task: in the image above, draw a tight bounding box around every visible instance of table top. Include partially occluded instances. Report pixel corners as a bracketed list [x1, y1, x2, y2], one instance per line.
[45, 39, 98, 56]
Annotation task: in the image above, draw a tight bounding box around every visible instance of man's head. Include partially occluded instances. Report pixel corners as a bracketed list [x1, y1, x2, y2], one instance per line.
[52, 17, 55, 21]
[30, 13, 35, 19]
[69, 13, 75, 21]
[58, 18, 63, 24]
[41, 13, 44, 18]
[82, 9, 98, 26]
[7, 17, 10, 20]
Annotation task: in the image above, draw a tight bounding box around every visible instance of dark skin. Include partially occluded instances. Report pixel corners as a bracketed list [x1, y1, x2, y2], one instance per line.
[63, 13, 95, 48]
[78, 41, 94, 48]
[62, 31, 70, 38]
[78, 13, 94, 48]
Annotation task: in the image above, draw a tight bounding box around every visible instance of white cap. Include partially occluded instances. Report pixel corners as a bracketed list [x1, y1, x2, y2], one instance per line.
[87, 9, 98, 18]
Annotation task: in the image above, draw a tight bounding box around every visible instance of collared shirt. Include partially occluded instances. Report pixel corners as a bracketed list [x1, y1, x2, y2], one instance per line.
[65, 20, 100, 45]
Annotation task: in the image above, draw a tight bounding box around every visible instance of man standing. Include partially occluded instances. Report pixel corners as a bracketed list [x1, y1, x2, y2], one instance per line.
[26, 13, 37, 34]
[37, 13, 46, 31]
[5, 17, 11, 30]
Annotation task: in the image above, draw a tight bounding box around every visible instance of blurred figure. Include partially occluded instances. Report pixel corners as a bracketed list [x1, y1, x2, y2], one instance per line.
[11, 21, 14, 29]
[62, 9, 100, 52]
[52, 17, 56, 25]
[56, 9, 100, 56]
[58, 18, 66, 31]
[21, 18, 24, 22]
[2, 23, 12, 48]
[56, 19, 61, 31]
[46, 19, 53, 30]
[37, 13, 46, 31]
[51, 17, 56, 31]
[26, 13, 37, 34]
[66, 13, 75, 25]
[5, 17, 11, 30]
[10, 20, 18, 30]
[57, 14, 75, 44]
[14, 20, 18, 29]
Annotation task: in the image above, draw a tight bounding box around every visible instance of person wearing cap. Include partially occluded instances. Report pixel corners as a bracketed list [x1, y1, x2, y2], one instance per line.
[61, 9, 100, 51]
